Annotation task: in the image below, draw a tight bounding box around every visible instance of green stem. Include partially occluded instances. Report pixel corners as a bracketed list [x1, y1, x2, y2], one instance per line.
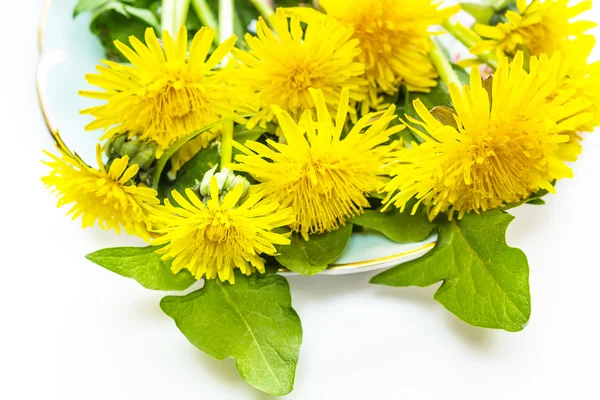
[219, 0, 235, 171]
[161, 0, 174, 34]
[250, 0, 275, 26]
[442, 20, 479, 49]
[429, 39, 460, 87]
[161, 0, 191, 36]
[220, 122, 234, 170]
[442, 20, 498, 69]
[219, 0, 234, 44]
[191, 0, 218, 33]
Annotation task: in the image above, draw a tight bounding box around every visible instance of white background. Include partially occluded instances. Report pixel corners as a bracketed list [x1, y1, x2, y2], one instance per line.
[1, 1, 599, 399]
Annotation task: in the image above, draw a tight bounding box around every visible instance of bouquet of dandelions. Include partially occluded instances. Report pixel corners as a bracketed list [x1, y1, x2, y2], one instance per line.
[41, 0, 599, 395]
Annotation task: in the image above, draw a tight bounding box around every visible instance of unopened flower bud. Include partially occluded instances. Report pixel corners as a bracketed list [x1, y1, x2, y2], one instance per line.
[199, 165, 218, 196]
[198, 166, 251, 202]
[130, 142, 158, 169]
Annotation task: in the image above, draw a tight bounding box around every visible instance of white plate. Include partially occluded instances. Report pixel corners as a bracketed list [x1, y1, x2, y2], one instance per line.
[36, 0, 437, 275]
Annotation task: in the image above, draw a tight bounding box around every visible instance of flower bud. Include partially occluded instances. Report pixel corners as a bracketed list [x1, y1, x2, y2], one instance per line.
[198, 165, 251, 203]
[199, 166, 218, 196]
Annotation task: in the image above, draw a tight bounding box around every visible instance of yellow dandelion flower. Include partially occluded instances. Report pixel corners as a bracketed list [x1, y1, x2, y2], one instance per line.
[546, 39, 600, 133]
[472, 0, 596, 59]
[295, 0, 459, 106]
[516, 41, 600, 163]
[233, 88, 404, 239]
[152, 179, 294, 283]
[42, 136, 160, 241]
[233, 9, 367, 128]
[80, 26, 240, 159]
[383, 53, 592, 220]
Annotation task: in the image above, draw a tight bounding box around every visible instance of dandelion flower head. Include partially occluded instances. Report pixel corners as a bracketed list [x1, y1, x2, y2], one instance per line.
[42, 135, 159, 241]
[383, 53, 592, 220]
[233, 9, 368, 129]
[234, 88, 404, 239]
[298, 0, 459, 106]
[472, 0, 595, 59]
[80, 26, 240, 157]
[152, 179, 294, 283]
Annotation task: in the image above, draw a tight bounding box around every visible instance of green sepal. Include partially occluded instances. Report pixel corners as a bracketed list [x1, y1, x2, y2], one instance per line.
[160, 272, 302, 396]
[275, 224, 353, 275]
[371, 210, 531, 332]
[85, 246, 196, 291]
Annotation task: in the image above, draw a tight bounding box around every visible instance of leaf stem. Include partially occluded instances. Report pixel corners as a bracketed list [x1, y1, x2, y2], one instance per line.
[218, 0, 236, 171]
[250, 0, 275, 26]
[220, 122, 234, 170]
[442, 20, 480, 50]
[490, 0, 512, 10]
[442, 20, 498, 69]
[219, 0, 235, 44]
[161, 0, 191, 36]
[429, 39, 460, 87]
[191, 0, 218, 32]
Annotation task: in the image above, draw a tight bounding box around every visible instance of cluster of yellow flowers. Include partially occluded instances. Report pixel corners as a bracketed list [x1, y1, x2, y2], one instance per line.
[43, 0, 599, 283]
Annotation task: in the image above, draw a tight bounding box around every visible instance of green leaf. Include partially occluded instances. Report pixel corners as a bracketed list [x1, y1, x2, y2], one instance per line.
[124, 5, 160, 29]
[86, 246, 196, 291]
[504, 184, 552, 210]
[89, 7, 157, 61]
[351, 207, 434, 244]
[161, 273, 302, 396]
[526, 198, 546, 205]
[460, 2, 496, 24]
[234, 0, 261, 38]
[157, 143, 220, 201]
[275, 224, 353, 275]
[452, 64, 470, 86]
[79, 0, 161, 60]
[371, 210, 531, 332]
[152, 115, 249, 189]
[73, 0, 113, 16]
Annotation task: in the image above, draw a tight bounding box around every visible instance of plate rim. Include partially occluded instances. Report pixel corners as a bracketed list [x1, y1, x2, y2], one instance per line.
[35, 0, 436, 275]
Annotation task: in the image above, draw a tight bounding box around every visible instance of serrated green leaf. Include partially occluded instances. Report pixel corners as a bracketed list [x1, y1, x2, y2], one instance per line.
[157, 143, 220, 201]
[161, 273, 302, 396]
[351, 208, 433, 244]
[371, 210, 530, 332]
[275, 224, 353, 275]
[86, 246, 196, 291]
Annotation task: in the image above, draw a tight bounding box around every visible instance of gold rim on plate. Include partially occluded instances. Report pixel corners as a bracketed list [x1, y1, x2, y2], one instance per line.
[35, 0, 435, 272]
